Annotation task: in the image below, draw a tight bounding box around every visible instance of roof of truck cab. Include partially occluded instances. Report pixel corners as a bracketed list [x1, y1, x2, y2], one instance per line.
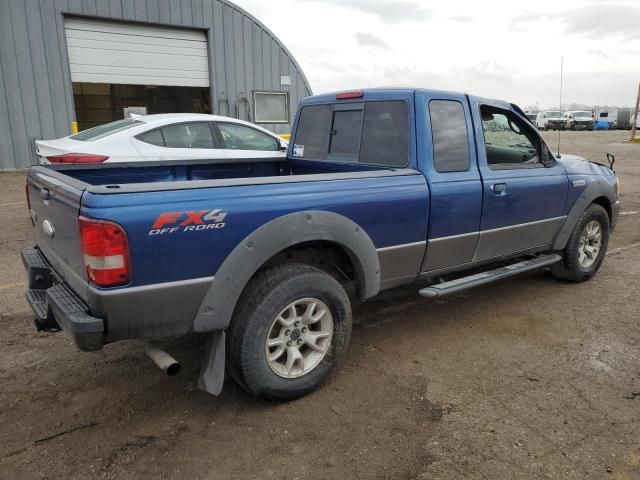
[301, 88, 512, 110]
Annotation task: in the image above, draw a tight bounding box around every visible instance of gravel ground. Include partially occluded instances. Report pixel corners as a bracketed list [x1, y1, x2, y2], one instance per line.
[0, 130, 638, 479]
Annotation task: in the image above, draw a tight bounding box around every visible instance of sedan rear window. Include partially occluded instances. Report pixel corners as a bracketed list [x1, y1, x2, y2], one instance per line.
[70, 119, 142, 141]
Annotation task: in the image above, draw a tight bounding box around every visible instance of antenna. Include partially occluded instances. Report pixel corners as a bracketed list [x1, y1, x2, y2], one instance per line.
[557, 56, 563, 157]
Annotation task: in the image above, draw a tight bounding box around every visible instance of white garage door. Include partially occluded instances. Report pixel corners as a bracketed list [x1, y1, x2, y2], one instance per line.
[64, 18, 209, 87]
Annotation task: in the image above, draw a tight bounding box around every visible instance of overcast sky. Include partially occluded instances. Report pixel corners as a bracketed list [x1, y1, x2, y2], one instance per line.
[234, 0, 640, 109]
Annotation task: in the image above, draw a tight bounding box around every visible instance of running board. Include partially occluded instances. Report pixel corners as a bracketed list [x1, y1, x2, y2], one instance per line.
[418, 254, 562, 298]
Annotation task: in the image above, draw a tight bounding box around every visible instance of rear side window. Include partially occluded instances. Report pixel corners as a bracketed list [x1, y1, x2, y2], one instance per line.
[217, 123, 279, 151]
[139, 129, 164, 146]
[70, 119, 142, 141]
[293, 100, 409, 167]
[160, 123, 215, 149]
[429, 100, 470, 172]
[359, 101, 409, 167]
[294, 105, 332, 159]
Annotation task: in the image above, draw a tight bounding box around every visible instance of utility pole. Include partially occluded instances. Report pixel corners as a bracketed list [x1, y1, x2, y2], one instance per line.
[631, 82, 640, 141]
[557, 57, 563, 156]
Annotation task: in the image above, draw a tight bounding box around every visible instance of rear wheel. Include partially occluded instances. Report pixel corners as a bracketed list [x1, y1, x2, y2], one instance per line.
[551, 204, 610, 282]
[227, 263, 352, 401]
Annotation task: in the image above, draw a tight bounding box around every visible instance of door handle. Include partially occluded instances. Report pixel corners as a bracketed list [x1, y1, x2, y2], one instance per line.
[40, 188, 50, 201]
[491, 183, 507, 195]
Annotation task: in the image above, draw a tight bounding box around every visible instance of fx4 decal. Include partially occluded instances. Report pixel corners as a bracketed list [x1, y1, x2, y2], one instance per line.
[149, 209, 227, 236]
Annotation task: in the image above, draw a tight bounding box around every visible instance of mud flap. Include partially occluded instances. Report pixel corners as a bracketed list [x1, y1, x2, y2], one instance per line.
[198, 330, 226, 395]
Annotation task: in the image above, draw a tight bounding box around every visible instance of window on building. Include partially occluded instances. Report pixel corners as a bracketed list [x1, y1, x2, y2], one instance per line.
[429, 100, 470, 172]
[253, 91, 289, 123]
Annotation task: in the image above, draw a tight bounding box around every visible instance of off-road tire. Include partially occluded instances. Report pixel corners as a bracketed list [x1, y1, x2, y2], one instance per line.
[226, 263, 352, 401]
[551, 204, 610, 282]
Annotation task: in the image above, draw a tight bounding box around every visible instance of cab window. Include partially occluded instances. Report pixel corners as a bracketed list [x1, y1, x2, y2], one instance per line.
[429, 100, 469, 172]
[480, 107, 543, 169]
[292, 100, 409, 167]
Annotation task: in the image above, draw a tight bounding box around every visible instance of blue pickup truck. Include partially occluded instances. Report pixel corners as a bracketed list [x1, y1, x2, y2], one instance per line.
[23, 88, 620, 400]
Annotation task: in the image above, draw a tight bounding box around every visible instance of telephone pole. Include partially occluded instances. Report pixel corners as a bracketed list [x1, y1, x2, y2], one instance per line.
[557, 57, 563, 156]
[631, 82, 640, 141]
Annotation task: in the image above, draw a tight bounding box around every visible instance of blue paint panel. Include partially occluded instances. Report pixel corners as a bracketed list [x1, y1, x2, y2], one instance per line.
[479, 168, 568, 230]
[81, 174, 429, 287]
[415, 90, 482, 238]
[466, 95, 569, 230]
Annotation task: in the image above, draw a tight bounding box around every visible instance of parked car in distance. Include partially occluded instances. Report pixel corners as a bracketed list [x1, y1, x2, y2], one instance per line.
[23, 88, 620, 401]
[536, 111, 566, 131]
[525, 112, 538, 124]
[594, 107, 633, 130]
[35, 114, 287, 164]
[564, 110, 595, 131]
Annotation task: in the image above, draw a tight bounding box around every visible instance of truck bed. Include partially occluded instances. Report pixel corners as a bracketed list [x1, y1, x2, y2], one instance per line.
[43, 157, 391, 189]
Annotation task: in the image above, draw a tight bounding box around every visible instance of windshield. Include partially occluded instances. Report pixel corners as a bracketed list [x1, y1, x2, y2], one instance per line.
[546, 111, 562, 117]
[70, 119, 142, 141]
[573, 111, 592, 119]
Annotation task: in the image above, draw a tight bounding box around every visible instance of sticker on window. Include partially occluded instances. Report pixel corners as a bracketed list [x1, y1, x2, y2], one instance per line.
[293, 144, 304, 157]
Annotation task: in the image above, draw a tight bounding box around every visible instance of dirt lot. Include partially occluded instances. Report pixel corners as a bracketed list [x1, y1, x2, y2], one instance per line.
[0, 130, 639, 479]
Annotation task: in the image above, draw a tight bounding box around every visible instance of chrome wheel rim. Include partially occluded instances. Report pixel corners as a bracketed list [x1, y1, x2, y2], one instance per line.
[265, 298, 334, 379]
[578, 220, 602, 268]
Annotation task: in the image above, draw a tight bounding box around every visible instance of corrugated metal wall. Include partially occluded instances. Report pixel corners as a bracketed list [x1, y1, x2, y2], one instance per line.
[0, 0, 312, 169]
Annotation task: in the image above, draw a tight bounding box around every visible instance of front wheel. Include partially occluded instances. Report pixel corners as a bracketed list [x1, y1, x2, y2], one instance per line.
[227, 263, 352, 401]
[551, 204, 610, 282]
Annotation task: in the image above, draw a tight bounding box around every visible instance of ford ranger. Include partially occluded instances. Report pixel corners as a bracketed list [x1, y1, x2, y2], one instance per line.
[22, 88, 620, 400]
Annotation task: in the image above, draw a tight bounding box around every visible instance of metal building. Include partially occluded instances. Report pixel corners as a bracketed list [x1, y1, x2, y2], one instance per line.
[0, 0, 312, 169]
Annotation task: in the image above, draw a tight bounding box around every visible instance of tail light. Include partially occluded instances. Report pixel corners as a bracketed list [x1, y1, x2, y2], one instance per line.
[336, 90, 364, 100]
[48, 153, 109, 163]
[79, 216, 131, 287]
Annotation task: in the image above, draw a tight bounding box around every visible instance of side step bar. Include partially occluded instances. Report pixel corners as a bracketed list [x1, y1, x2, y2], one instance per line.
[419, 254, 562, 298]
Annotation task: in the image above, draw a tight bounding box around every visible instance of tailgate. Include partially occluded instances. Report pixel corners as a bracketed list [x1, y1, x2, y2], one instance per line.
[27, 168, 89, 300]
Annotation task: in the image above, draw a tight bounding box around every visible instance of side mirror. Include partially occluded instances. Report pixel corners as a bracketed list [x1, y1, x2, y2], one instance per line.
[540, 142, 554, 167]
[279, 140, 287, 152]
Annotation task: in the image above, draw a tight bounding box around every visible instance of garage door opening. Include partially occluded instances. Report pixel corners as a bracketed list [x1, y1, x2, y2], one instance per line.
[73, 83, 211, 131]
[65, 17, 211, 131]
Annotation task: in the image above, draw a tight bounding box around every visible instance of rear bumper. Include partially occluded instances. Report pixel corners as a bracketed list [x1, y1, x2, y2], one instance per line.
[22, 247, 212, 346]
[22, 248, 104, 351]
[572, 123, 594, 130]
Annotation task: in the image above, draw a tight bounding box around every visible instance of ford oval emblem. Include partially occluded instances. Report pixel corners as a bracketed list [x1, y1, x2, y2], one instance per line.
[42, 219, 55, 238]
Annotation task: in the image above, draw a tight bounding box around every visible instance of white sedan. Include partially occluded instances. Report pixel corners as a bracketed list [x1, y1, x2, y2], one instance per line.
[35, 114, 287, 164]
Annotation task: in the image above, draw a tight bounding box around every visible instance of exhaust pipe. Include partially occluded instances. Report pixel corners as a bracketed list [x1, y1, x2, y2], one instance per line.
[144, 342, 181, 376]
